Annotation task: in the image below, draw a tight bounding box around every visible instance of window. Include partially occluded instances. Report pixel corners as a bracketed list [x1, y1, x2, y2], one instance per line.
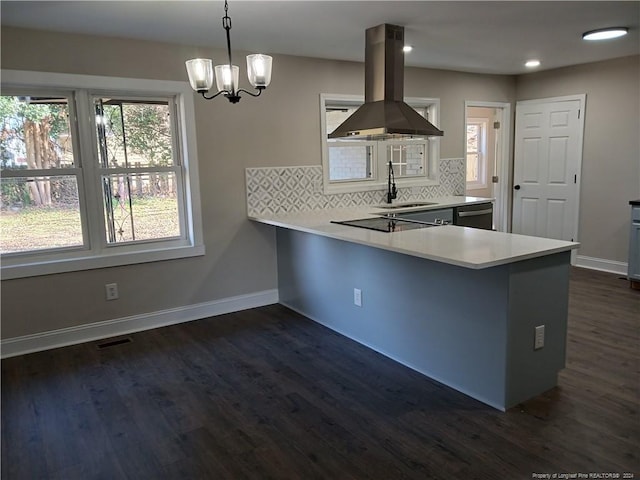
[0, 94, 84, 254]
[466, 118, 488, 189]
[0, 71, 204, 279]
[94, 97, 182, 244]
[325, 105, 376, 183]
[320, 94, 440, 194]
[386, 140, 428, 178]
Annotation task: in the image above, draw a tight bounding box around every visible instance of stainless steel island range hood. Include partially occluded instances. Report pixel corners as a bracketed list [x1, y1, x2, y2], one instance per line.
[329, 24, 444, 140]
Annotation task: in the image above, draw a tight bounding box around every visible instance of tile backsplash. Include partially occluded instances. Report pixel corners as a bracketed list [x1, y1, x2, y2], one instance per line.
[246, 158, 465, 216]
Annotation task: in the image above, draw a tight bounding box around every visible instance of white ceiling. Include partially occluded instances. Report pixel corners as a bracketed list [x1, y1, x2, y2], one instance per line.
[1, 1, 639, 75]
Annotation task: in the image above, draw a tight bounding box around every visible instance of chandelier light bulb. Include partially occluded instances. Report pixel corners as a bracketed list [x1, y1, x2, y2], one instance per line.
[185, 58, 214, 92]
[214, 64, 239, 93]
[247, 54, 273, 88]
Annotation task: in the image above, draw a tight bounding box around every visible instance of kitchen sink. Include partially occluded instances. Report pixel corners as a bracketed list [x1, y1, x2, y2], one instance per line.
[377, 202, 438, 209]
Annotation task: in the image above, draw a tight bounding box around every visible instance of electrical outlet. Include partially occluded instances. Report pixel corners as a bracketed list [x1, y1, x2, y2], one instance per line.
[105, 283, 119, 301]
[312, 179, 323, 193]
[353, 288, 362, 307]
[534, 325, 545, 350]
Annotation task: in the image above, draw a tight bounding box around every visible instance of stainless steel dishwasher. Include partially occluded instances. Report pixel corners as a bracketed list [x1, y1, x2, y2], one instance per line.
[454, 202, 493, 230]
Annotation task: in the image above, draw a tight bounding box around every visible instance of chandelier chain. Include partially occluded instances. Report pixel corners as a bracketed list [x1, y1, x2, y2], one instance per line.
[222, 0, 234, 78]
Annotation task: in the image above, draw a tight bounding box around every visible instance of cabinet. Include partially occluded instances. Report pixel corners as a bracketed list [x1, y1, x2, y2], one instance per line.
[628, 201, 640, 288]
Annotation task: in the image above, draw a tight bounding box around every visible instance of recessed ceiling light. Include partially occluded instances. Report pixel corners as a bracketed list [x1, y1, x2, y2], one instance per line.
[583, 27, 629, 41]
[403, 45, 413, 53]
[525, 59, 541, 68]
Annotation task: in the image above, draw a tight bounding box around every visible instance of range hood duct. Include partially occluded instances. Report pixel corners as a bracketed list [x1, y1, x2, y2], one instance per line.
[328, 24, 443, 140]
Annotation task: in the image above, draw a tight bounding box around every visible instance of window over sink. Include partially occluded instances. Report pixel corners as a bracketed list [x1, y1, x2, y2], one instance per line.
[320, 94, 441, 195]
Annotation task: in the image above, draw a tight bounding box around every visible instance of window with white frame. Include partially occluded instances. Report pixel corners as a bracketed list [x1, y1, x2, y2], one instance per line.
[466, 118, 488, 189]
[325, 105, 376, 182]
[320, 94, 440, 194]
[0, 71, 204, 279]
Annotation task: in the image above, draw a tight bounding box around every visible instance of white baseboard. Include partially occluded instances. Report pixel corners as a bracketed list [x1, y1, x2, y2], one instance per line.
[575, 255, 628, 275]
[0, 289, 279, 359]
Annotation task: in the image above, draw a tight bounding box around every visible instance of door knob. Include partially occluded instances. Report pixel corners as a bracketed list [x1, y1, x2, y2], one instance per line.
[514, 184, 521, 190]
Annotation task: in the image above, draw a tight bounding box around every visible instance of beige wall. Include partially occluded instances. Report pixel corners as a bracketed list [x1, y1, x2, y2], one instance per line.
[0, 27, 516, 339]
[516, 55, 640, 263]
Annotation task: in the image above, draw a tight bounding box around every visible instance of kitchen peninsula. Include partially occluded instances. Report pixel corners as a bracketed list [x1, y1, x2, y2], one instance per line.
[250, 196, 579, 410]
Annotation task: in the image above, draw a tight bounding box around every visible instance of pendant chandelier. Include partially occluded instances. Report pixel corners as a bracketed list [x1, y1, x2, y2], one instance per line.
[185, 0, 273, 103]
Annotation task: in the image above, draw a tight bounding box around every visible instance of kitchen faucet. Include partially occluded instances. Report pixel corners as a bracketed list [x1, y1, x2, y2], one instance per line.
[387, 160, 397, 204]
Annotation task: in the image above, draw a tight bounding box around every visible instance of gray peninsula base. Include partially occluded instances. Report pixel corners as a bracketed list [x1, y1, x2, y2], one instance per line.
[276, 228, 570, 411]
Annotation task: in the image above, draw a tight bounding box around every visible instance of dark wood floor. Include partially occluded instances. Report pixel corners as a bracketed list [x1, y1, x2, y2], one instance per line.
[2, 267, 639, 479]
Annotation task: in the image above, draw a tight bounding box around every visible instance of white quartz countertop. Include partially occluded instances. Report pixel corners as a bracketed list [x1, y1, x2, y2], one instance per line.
[249, 196, 579, 269]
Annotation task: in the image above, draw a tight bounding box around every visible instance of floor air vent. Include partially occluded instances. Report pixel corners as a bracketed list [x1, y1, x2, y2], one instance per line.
[97, 337, 132, 349]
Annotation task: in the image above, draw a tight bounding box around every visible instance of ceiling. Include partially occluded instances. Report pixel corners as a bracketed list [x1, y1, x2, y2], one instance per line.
[1, 1, 638, 75]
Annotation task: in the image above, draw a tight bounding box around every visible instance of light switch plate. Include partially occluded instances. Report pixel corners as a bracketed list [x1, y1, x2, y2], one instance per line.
[353, 288, 362, 307]
[105, 283, 119, 301]
[534, 325, 545, 350]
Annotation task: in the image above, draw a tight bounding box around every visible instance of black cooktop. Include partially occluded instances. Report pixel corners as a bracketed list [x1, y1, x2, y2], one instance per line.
[331, 217, 435, 233]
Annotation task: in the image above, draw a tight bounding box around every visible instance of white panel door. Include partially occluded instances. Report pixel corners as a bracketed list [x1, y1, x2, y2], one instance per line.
[512, 97, 584, 241]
